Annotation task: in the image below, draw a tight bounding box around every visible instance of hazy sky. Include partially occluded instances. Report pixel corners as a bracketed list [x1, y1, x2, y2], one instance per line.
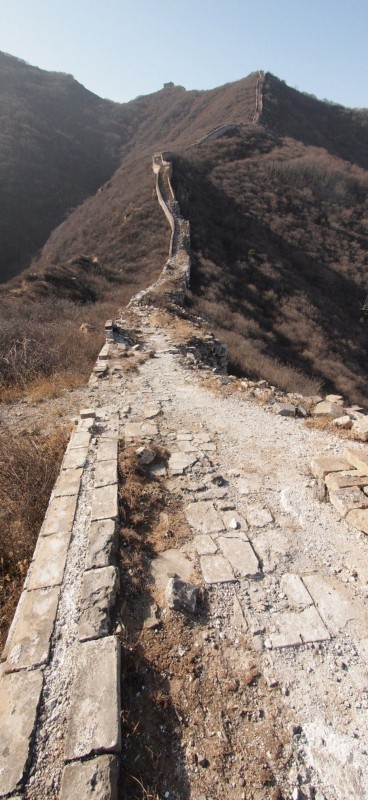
[1, 0, 367, 108]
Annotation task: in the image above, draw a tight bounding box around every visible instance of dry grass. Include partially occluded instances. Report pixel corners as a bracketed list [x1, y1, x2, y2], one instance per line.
[0, 425, 69, 649]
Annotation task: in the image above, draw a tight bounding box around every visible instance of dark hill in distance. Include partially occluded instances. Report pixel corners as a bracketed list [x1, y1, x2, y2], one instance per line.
[0, 57, 367, 404]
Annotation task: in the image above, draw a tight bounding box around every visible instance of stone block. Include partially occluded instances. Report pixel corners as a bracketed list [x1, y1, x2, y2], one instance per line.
[94, 459, 117, 488]
[200, 554, 235, 584]
[96, 439, 118, 462]
[269, 606, 330, 649]
[218, 537, 259, 577]
[4, 586, 60, 671]
[0, 669, 43, 796]
[27, 530, 72, 590]
[60, 755, 119, 800]
[325, 394, 344, 404]
[346, 508, 368, 534]
[185, 501, 225, 534]
[329, 487, 368, 517]
[91, 485, 118, 522]
[68, 431, 91, 450]
[344, 448, 368, 476]
[303, 574, 368, 636]
[125, 422, 143, 440]
[246, 506, 273, 527]
[310, 456, 351, 480]
[352, 416, 368, 442]
[79, 566, 119, 642]
[41, 493, 78, 536]
[64, 637, 121, 761]
[62, 446, 89, 470]
[193, 534, 218, 555]
[143, 404, 161, 419]
[312, 401, 346, 418]
[53, 467, 83, 497]
[168, 452, 197, 474]
[280, 574, 313, 608]
[86, 520, 117, 570]
[325, 470, 367, 492]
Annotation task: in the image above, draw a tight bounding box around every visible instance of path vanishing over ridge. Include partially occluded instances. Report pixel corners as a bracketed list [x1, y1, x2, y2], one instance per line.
[1, 85, 368, 800]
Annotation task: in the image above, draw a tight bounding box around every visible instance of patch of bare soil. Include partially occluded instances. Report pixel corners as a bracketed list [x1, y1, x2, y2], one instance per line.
[117, 445, 290, 800]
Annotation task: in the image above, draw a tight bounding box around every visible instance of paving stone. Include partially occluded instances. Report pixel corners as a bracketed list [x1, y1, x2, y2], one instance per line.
[269, 606, 330, 648]
[310, 456, 351, 480]
[329, 487, 368, 517]
[62, 446, 89, 470]
[237, 477, 250, 495]
[303, 574, 368, 636]
[41, 493, 78, 536]
[185, 501, 225, 534]
[344, 447, 368, 476]
[4, 586, 60, 671]
[141, 421, 159, 436]
[325, 470, 368, 492]
[68, 431, 91, 449]
[60, 755, 119, 800]
[168, 452, 197, 475]
[312, 401, 347, 419]
[200, 554, 235, 584]
[280, 574, 313, 608]
[27, 530, 72, 590]
[0, 669, 43, 796]
[198, 442, 217, 452]
[177, 439, 197, 452]
[96, 439, 118, 462]
[345, 508, 368, 534]
[86, 520, 117, 570]
[218, 537, 259, 577]
[79, 567, 119, 642]
[193, 534, 218, 555]
[53, 467, 83, 497]
[125, 422, 144, 440]
[246, 506, 273, 527]
[94, 460, 117, 488]
[91, 484, 118, 522]
[64, 637, 121, 761]
[150, 549, 194, 589]
[177, 433, 193, 441]
[222, 510, 248, 531]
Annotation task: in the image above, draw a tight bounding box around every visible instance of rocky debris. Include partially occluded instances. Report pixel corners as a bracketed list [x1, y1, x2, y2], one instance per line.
[165, 576, 199, 613]
[333, 415, 353, 430]
[273, 402, 296, 416]
[135, 445, 155, 464]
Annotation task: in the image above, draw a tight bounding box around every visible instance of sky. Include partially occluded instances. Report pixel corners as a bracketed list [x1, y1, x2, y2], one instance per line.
[1, 0, 367, 108]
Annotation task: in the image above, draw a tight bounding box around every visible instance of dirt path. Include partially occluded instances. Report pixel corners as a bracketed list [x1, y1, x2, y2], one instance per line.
[105, 307, 368, 800]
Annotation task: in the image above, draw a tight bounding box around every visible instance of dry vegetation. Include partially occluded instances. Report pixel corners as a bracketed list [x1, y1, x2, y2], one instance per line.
[0, 425, 69, 649]
[172, 114, 368, 402]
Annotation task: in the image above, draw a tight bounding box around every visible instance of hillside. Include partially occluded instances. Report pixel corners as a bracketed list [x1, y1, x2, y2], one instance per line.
[0, 58, 367, 405]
